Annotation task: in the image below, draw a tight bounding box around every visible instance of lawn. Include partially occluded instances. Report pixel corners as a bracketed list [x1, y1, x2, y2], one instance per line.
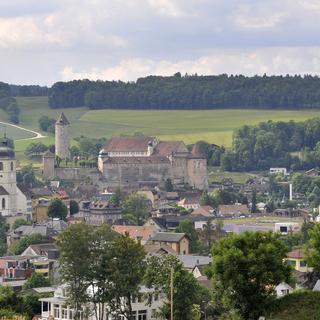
[9, 97, 320, 153]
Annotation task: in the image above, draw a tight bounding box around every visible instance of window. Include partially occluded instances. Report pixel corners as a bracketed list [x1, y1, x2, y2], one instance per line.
[0, 162, 3, 171]
[2, 198, 5, 210]
[281, 289, 290, 295]
[138, 310, 147, 320]
[300, 260, 307, 267]
[62, 309, 68, 319]
[10, 162, 13, 171]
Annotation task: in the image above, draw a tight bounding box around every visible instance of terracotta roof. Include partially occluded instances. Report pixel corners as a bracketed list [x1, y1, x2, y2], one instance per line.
[287, 249, 305, 259]
[104, 156, 170, 164]
[190, 143, 204, 158]
[104, 137, 154, 152]
[112, 225, 157, 241]
[56, 112, 70, 125]
[153, 141, 187, 157]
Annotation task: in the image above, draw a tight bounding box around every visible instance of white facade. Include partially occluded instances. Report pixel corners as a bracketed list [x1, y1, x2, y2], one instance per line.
[274, 222, 301, 235]
[275, 282, 294, 298]
[269, 167, 288, 175]
[40, 285, 164, 320]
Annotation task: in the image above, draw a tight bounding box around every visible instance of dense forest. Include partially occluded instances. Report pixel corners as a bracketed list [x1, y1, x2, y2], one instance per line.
[48, 74, 320, 109]
[0, 82, 20, 123]
[10, 84, 49, 97]
[220, 118, 320, 171]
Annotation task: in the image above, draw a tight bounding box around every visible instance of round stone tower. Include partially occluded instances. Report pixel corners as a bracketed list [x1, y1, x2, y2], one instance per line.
[55, 112, 70, 159]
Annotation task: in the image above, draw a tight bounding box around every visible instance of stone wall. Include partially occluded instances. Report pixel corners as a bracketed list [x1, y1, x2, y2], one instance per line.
[103, 162, 171, 188]
[55, 168, 101, 183]
[187, 158, 208, 190]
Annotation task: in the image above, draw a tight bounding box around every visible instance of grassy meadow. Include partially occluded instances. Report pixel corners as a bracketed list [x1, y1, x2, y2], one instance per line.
[4, 97, 320, 156]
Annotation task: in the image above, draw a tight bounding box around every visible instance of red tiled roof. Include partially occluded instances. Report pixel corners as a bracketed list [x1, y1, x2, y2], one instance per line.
[104, 137, 154, 152]
[103, 156, 170, 164]
[112, 225, 157, 241]
[287, 249, 305, 259]
[153, 141, 186, 157]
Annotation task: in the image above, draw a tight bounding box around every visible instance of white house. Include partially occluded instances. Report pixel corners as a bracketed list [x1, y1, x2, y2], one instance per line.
[274, 222, 300, 235]
[275, 282, 294, 298]
[40, 285, 164, 320]
[269, 168, 288, 175]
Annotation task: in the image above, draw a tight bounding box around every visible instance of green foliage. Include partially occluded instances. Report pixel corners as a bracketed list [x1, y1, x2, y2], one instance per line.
[49, 75, 320, 110]
[9, 233, 46, 255]
[16, 165, 39, 187]
[23, 272, 50, 290]
[144, 254, 211, 320]
[211, 231, 291, 320]
[0, 214, 8, 256]
[264, 290, 320, 320]
[24, 142, 48, 158]
[222, 119, 320, 171]
[176, 219, 200, 253]
[305, 223, 320, 271]
[38, 115, 55, 132]
[109, 188, 124, 207]
[12, 219, 31, 230]
[75, 136, 106, 157]
[69, 200, 79, 215]
[122, 194, 150, 226]
[47, 198, 68, 220]
[57, 223, 145, 320]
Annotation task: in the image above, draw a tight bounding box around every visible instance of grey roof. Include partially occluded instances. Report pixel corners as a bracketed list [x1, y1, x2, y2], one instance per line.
[13, 225, 52, 237]
[43, 150, 55, 158]
[32, 286, 57, 293]
[56, 112, 70, 125]
[0, 186, 9, 196]
[30, 187, 53, 197]
[150, 232, 188, 242]
[0, 138, 15, 158]
[313, 279, 320, 292]
[45, 219, 68, 232]
[17, 184, 32, 198]
[176, 255, 211, 269]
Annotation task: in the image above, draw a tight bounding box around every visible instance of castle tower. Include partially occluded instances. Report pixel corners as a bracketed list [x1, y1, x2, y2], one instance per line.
[0, 137, 17, 216]
[43, 150, 55, 179]
[55, 112, 70, 159]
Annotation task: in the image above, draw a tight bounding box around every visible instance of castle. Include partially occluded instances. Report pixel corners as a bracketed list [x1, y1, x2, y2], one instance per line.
[98, 136, 208, 190]
[44, 113, 208, 190]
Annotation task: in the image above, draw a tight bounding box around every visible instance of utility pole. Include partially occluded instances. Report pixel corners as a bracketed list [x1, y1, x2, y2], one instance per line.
[170, 267, 173, 320]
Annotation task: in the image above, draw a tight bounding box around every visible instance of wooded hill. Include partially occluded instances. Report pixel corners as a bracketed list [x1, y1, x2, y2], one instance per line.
[46, 74, 320, 109]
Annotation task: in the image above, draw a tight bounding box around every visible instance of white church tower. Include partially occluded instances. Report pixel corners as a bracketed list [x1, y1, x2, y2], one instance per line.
[0, 137, 17, 216]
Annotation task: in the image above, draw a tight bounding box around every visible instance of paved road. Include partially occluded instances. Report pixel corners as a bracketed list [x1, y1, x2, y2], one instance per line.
[0, 121, 46, 141]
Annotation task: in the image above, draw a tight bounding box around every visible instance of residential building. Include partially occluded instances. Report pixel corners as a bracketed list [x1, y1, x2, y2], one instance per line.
[39, 285, 164, 320]
[112, 225, 157, 245]
[285, 249, 312, 273]
[149, 232, 190, 255]
[217, 204, 249, 218]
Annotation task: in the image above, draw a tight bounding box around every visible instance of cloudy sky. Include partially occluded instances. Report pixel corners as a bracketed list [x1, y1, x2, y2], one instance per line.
[2, 0, 320, 85]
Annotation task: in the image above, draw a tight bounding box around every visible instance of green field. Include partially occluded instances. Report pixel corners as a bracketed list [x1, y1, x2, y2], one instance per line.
[8, 97, 320, 153]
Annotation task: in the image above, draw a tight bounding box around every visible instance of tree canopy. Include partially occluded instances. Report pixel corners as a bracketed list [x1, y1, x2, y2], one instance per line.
[211, 231, 291, 320]
[49, 75, 320, 110]
[47, 198, 68, 220]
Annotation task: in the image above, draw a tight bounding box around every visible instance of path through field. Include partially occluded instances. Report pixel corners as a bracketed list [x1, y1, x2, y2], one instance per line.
[0, 121, 46, 141]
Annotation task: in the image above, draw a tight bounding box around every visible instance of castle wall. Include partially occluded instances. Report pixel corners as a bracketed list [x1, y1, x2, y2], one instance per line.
[55, 124, 70, 159]
[171, 156, 188, 185]
[103, 162, 171, 188]
[187, 158, 208, 190]
[54, 168, 101, 183]
[43, 156, 55, 179]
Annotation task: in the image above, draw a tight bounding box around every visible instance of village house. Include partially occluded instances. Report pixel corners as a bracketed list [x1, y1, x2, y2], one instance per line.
[79, 200, 122, 225]
[148, 232, 190, 255]
[39, 284, 164, 320]
[285, 249, 313, 273]
[112, 225, 158, 245]
[217, 204, 250, 218]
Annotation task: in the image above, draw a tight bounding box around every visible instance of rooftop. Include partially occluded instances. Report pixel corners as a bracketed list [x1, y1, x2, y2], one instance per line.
[150, 232, 188, 243]
[104, 136, 154, 152]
